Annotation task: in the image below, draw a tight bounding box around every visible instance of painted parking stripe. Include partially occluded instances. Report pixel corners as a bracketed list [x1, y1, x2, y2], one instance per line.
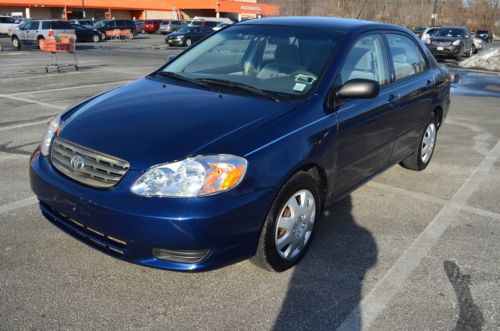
[368, 181, 500, 221]
[0, 196, 37, 215]
[0, 119, 51, 133]
[338, 139, 500, 331]
[11, 80, 131, 96]
[0, 94, 67, 110]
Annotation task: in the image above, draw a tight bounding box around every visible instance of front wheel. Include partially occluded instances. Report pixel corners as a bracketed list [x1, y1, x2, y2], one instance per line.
[252, 171, 321, 272]
[185, 38, 192, 47]
[12, 36, 21, 49]
[400, 113, 438, 171]
[472, 44, 477, 54]
[92, 34, 100, 43]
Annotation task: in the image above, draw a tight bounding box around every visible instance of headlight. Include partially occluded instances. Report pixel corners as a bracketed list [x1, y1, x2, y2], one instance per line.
[40, 116, 61, 156]
[131, 155, 248, 197]
[425, 38, 431, 44]
[452, 40, 461, 46]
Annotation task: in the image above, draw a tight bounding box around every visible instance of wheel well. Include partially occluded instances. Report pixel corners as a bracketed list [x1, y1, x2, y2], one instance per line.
[298, 164, 328, 207]
[11, 34, 18, 40]
[433, 106, 443, 128]
[37, 35, 45, 40]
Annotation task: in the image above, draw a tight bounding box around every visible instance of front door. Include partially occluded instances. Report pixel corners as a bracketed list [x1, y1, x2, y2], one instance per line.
[334, 33, 397, 196]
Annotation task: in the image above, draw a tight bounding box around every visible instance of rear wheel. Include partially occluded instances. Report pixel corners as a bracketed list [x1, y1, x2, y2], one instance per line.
[400, 112, 438, 171]
[252, 171, 321, 272]
[12, 36, 21, 49]
[38, 37, 45, 49]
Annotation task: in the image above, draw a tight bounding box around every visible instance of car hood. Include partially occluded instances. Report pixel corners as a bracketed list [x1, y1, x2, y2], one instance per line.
[59, 77, 297, 170]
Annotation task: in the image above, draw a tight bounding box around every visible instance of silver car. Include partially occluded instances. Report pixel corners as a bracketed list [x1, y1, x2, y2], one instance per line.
[10, 20, 75, 49]
[159, 20, 185, 34]
[0, 16, 18, 35]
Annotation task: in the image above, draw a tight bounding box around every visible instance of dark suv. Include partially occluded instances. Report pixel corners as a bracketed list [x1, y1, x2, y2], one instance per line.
[426, 27, 474, 60]
[476, 30, 493, 43]
[94, 19, 137, 36]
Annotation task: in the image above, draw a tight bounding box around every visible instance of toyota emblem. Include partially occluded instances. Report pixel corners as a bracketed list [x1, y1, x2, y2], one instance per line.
[70, 155, 85, 171]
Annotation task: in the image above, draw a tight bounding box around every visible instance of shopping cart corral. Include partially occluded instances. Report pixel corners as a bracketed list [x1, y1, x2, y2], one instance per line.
[39, 34, 78, 73]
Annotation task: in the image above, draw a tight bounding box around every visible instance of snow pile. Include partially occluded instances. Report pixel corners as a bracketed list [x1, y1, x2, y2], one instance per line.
[459, 47, 500, 71]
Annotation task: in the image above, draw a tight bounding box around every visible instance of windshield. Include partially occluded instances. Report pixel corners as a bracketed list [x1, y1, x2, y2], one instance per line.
[162, 25, 342, 98]
[177, 26, 198, 33]
[435, 28, 464, 37]
[94, 20, 106, 28]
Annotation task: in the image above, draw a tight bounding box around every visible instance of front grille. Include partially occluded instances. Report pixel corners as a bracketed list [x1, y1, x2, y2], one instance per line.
[51, 138, 130, 189]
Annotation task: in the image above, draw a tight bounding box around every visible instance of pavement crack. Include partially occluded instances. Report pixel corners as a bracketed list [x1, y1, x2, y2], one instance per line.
[444, 260, 485, 331]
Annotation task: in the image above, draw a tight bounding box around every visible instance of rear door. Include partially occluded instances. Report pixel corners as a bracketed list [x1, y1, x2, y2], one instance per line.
[384, 33, 435, 162]
[334, 33, 396, 195]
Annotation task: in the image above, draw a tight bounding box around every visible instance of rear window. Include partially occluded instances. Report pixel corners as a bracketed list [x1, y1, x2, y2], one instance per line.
[50, 21, 73, 30]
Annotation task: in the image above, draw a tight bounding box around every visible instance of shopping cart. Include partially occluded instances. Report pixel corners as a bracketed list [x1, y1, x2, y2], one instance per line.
[39, 34, 78, 73]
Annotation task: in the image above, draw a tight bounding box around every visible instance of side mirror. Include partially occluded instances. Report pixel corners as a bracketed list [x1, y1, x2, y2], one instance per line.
[337, 79, 380, 99]
[166, 54, 176, 63]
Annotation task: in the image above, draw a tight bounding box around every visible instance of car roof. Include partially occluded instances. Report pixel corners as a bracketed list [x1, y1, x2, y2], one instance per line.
[240, 16, 398, 33]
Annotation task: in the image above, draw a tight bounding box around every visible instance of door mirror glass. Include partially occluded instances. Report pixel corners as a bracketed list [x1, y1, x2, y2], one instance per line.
[337, 79, 380, 99]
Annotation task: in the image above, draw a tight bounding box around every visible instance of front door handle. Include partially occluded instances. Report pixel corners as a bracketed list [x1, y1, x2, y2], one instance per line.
[388, 94, 399, 102]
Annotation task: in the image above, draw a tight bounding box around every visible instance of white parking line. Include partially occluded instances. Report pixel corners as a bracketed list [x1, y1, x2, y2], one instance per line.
[0, 94, 67, 110]
[0, 196, 37, 215]
[11, 80, 131, 96]
[368, 181, 500, 221]
[338, 139, 500, 331]
[0, 119, 51, 132]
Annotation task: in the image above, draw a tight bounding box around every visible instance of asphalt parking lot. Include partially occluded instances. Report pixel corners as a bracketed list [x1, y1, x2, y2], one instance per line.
[1, 34, 500, 330]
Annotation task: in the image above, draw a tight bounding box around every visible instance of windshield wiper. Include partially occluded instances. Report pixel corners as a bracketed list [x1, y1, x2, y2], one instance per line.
[156, 71, 214, 90]
[194, 78, 280, 102]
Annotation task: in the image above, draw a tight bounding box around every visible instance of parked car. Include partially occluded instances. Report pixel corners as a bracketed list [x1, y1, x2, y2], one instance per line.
[134, 20, 145, 33]
[188, 16, 233, 28]
[165, 25, 213, 47]
[0, 15, 19, 35]
[426, 26, 474, 60]
[475, 30, 493, 43]
[10, 20, 75, 49]
[69, 19, 94, 28]
[413, 26, 426, 37]
[420, 26, 439, 44]
[30, 17, 450, 272]
[94, 19, 137, 37]
[74, 23, 104, 43]
[159, 20, 185, 34]
[472, 34, 484, 53]
[143, 19, 161, 33]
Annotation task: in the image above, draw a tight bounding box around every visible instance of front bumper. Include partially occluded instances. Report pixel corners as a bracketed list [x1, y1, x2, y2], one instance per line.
[30, 153, 274, 271]
[427, 44, 462, 58]
[165, 38, 184, 46]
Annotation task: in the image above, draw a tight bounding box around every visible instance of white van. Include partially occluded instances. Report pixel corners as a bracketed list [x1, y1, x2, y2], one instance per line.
[188, 16, 233, 29]
[0, 16, 19, 35]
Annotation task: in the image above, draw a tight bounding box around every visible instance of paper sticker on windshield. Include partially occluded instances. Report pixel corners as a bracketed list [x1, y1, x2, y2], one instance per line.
[293, 83, 307, 92]
[295, 74, 317, 85]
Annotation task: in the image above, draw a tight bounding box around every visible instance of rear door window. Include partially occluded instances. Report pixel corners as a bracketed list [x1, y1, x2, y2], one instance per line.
[51, 21, 73, 30]
[386, 34, 428, 81]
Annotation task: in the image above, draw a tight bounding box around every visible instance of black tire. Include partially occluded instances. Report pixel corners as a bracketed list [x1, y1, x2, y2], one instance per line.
[185, 38, 192, 47]
[92, 34, 100, 43]
[400, 112, 438, 171]
[252, 171, 321, 272]
[12, 36, 21, 49]
[38, 37, 45, 49]
[472, 44, 477, 54]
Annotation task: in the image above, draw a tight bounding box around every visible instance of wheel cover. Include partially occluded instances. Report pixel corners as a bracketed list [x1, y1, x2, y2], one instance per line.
[274, 189, 316, 260]
[421, 122, 436, 163]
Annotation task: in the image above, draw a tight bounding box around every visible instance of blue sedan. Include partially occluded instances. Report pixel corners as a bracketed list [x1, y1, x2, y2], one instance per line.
[30, 17, 451, 272]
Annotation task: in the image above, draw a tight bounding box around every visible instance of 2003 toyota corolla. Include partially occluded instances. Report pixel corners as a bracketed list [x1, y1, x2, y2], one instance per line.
[30, 17, 451, 272]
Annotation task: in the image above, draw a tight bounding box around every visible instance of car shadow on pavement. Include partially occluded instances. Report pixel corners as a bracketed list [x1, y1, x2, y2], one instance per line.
[272, 196, 378, 331]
